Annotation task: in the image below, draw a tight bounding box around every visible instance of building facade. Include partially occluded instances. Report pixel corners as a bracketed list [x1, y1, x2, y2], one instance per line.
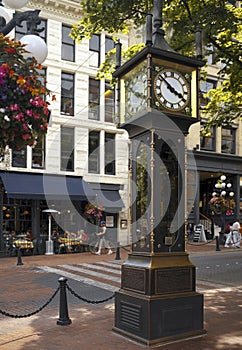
[0, 0, 241, 254]
[0, 0, 132, 253]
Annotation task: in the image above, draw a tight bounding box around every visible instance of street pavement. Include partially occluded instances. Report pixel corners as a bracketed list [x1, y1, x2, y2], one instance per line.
[0, 241, 241, 350]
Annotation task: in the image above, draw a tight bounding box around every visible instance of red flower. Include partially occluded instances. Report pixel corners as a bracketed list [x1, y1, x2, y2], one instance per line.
[3, 47, 15, 54]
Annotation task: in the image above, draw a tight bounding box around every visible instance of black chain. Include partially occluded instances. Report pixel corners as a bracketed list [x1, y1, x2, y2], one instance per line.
[66, 283, 115, 304]
[0, 286, 60, 318]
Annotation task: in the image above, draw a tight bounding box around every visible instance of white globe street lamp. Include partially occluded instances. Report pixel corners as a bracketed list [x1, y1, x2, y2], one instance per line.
[20, 34, 48, 63]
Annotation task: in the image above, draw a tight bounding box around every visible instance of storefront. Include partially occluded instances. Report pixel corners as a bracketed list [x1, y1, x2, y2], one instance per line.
[187, 150, 242, 232]
[0, 172, 124, 255]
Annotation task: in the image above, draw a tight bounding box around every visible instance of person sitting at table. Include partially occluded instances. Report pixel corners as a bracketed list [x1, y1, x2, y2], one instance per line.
[76, 229, 88, 242]
[26, 230, 33, 241]
[64, 230, 76, 239]
[76, 229, 89, 251]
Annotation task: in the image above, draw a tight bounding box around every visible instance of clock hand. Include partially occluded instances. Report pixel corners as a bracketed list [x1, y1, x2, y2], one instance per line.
[160, 76, 183, 99]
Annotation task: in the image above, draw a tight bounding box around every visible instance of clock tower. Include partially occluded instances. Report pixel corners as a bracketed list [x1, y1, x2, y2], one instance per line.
[113, 0, 206, 346]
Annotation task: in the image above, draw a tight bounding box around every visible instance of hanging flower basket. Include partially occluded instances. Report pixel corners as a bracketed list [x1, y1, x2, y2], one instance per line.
[0, 34, 55, 153]
[83, 202, 103, 225]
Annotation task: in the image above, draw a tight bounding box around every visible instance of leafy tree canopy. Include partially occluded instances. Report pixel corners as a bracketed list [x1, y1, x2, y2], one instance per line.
[72, 0, 242, 130]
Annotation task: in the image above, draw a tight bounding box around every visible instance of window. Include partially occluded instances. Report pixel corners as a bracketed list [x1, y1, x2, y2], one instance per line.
[12, 148, 27, 168]
[105, 36, 115, 55]
[88, 131, 100, 173]
[200, 79, 217, 106]
[61, 72, 74, 116]
[204, 45, 216, 65]
[15, 18, 47, 41]
[89, 78, 100, 120]
[61, 127, 74, 171]
[221, 127, 236, 154]
[105, 82, 115, 122]
[105, 133, 115, 175]
[32, 136, 45, 168]
[200, 126, 216, 151]
[89, 34, 100, 67]
[62, 25, 75, 61]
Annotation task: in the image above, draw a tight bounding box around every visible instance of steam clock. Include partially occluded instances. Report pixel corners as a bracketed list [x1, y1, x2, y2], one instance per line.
[113, 1, 206, 346]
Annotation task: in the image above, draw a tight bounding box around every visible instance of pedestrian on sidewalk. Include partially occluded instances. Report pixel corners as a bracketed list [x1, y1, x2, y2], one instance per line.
[95, 221, 113, 255]
[225, 221, 241, 248]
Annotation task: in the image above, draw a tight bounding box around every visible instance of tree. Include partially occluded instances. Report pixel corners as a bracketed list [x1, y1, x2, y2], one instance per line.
[71, 0, 242, 130]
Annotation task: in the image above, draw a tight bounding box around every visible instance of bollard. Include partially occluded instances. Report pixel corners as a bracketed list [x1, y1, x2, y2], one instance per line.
[115, 242, 121, 260]
[17, 247, 23, 266]
[57, 277, 72, 326]
[215, 236, 221, 251]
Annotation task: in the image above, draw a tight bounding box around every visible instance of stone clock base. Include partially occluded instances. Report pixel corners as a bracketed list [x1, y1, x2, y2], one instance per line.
[113, 253, 206, 346]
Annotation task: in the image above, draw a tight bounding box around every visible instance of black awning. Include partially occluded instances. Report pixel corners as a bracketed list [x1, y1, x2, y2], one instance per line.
[0, 172, 95, 200]
[94, 188, 124, 211]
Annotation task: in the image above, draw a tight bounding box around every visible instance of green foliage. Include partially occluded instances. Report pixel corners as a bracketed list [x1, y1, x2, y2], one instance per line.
[96, 43, 145, 84]
[72, 0, 242, 127]
[71, 0, 151, 42]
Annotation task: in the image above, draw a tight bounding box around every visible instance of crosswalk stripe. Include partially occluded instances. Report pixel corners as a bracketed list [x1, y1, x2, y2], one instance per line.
[38, 265, 119, 292]
[96, 261, 122, 269]
[59, 264, 120, 283]
[79, 263, 121, 275]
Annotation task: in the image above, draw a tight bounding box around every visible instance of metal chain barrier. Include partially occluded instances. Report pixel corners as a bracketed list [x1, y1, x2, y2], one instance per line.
[66, 283, 115, 304]
[0, 286, 60, 318]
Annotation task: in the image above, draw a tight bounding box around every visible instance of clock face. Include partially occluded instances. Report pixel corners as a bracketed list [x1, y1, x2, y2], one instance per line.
[154, 69, 190, 111]
[126, 73, 147, 115]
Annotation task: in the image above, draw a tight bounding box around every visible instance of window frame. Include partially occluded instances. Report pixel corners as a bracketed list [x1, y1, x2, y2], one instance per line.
[200, 79, 217, 107]
[89, 34, 100, 67]
[12, 148, 27, 168]
[88, 130, 100, 174]
[61, 126, 74, 172]
[105, 132, 116, 175]
[32, 136, 45, 169]
[221, 127, 236, 154]
[200, 125, 216, 151]
[105, 81, 115, 122]
[61, 72, 75, 116]
[88, 77, 100, 120]
[105, 36, 115, 55]
[61, 24, 75, 62]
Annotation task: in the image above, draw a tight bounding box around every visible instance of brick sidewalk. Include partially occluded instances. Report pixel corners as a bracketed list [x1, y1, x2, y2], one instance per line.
[0, 243, 241, 349]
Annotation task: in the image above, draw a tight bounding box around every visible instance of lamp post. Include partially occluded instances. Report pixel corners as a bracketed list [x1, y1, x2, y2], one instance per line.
[209, 174, 235, 242]
[0, 0, 47, 63]
[42, 209, 58, 255]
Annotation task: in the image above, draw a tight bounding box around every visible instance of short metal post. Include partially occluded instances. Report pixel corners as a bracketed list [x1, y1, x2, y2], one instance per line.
[115, 242, 121, 260]
[17, 247, 23, 266]
[215, 236, 220, 251]
[57, 277, 72, 326]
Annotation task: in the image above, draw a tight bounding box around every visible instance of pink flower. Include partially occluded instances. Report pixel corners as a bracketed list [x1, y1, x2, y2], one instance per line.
[10, 104, 19, 111]
[26, 110, 33, 116]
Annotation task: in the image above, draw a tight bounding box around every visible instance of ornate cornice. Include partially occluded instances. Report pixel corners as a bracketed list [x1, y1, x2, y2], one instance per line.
[27, 0, 83, 21]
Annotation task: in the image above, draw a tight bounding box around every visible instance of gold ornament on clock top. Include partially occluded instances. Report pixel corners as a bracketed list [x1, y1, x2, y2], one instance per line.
[154, 68, 191, 112]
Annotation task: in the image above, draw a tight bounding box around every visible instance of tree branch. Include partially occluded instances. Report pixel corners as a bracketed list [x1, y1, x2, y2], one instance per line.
[208, 35, 242, 68]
